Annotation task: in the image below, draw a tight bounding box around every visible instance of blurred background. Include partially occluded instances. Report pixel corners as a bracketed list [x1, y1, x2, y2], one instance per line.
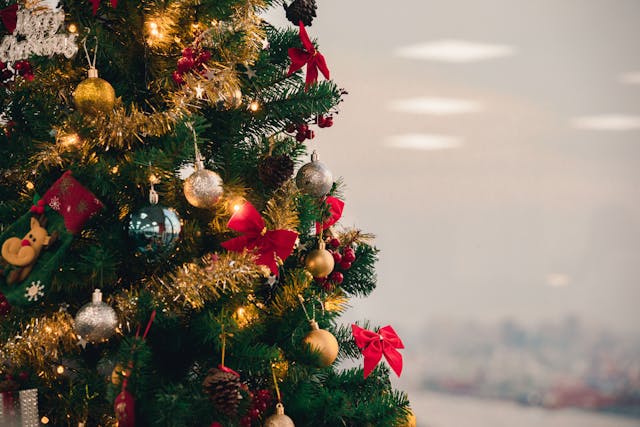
[267, 1, 640, 426]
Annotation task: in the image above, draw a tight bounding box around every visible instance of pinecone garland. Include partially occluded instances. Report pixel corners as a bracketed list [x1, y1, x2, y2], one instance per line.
[284, 0, 318, 27]
[202, 367, 242, 417]
[258, 155, 294, 189]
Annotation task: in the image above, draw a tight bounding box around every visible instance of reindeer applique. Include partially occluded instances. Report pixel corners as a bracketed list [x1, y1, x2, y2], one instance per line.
[1, 216, 58, 284]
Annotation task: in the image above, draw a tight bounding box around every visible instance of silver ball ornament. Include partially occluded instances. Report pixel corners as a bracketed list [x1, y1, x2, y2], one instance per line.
[128, 204, 181, 258]
[74, 289, 118, 343]
[183, 159, 224, 209]
[295, 151, 333, 197]
[264, 403, 295, 427]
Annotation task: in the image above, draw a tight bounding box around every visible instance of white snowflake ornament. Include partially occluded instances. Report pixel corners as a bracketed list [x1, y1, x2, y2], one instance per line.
[48, 196, 61, 211]
[25, 281, 45, 302]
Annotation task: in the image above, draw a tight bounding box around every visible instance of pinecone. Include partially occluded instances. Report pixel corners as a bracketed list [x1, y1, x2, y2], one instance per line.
[284, 0, 317, 27]
[258, 155, 294, 189]
[202, 367, 242, 417]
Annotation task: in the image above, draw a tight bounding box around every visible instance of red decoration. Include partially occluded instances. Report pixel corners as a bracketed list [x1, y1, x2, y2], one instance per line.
[29, 199, 45, 215]
[0, 4, 17, 34]
[13, 60, 34, 81]
[287, 21, 330, 89]
[42, 171, 103, 234]
[315, 196, 344, 234]
[89, 0, 118, 16]
[0, 292, 11, 316]
[114, 381, 135, 427]
[210, 423, 223, 427]
[221, 202, 298, 276]
[173, 46, 212, 85]
[351, 324, 404, 378]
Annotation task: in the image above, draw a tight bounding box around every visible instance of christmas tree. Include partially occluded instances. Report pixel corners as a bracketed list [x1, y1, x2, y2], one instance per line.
[0, 0, 413, 425]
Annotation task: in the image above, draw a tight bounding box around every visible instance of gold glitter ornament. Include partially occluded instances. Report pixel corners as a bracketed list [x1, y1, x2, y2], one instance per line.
[264, 403, 295, 427]
[304, 241, 334, 278]
[303, 320, 339, 367]
[73, 67, 116, 115]
[399, 408, 417, 427]
[183, 143, 224, 209]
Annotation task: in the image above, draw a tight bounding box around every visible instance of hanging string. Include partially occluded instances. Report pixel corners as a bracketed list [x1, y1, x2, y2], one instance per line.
[297, 294, 312, 321]
[82, 35, 98, 69]
[270, 362, 282, 403]
[220, 322, 227, 367]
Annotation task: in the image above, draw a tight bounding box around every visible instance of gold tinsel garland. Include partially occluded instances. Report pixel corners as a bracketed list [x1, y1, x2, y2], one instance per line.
[0, 311, 77, 380]
[115, 251, 265, 323]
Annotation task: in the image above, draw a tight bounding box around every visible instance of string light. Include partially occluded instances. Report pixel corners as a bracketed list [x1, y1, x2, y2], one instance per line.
[67, 23, 77, 33]
[56, 365, 65, 375]
[248, 100, 260, 112]
[58, 132, 80, 148]
[148, 21, 160, 37]
[25, 181, 35, 190]
[41, 416, 50, 424]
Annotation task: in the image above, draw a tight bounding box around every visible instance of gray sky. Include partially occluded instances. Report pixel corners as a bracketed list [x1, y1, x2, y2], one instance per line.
[266, 1, 640, 335]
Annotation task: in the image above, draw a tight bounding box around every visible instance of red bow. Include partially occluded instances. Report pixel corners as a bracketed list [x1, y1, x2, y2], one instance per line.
[0, 4, 17, 34]
[316, 196, 344, 235]
[89, 0, 118, 15]
[352, 324, 404, 378]
[287, 21, 330, 89]
[221, 202, 298, 276]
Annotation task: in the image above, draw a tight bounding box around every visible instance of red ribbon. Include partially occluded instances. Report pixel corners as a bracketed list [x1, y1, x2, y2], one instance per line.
[287, 21, 330, 89]
[218, 364, 240, 378]
[90, 0, 118, 15]
[0, 4, 17, 34]
[316, 196, 344, 235]
[351, 324, 404, 378]
[221, 202, 298, 276]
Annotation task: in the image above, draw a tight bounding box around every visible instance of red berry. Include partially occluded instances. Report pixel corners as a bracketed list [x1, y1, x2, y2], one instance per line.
[196, 51, 211, 65]
[343, 248, 356, 263]
[286, 123, 297, 133]
[324, 118, 334, 128]
[339, 260, 352, 270]
[177, 56, 195, 73]
[258, 400, 268, 412]
[329, 238, 340, 248]
[249, 408, 261, 420]
[182, 47, 195, 58]
[296, 132, 306, 142]
[306, 129, 315, 139]
[171, 71, 185, 85]
[322, 281, 334, 291]
[332, 251, 342, 264]
[330, 271, 344, 284]
[298, 123, 309, 133]
[240, 417, 252, 427]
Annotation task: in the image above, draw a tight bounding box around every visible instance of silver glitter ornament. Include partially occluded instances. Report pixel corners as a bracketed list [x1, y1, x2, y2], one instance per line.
[295, 151, 333, 197]
[74, 289, 118, 343]
[128, 187, 182, 258]
[183, 148, 223, 209]
[264, 403, 295, 427]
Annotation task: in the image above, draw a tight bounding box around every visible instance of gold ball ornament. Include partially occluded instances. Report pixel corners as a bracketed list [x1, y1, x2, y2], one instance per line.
[183, 157, 224, 209]
[264, 403, 295, 427]
[303, 320, 339, 367]
[399, 408, 417, 427]
[73, 68, 116, 115]
[304, 241, 334, 279]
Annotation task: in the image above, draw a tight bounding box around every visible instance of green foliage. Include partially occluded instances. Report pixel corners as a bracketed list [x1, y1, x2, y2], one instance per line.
[0, 0, 409, 425]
